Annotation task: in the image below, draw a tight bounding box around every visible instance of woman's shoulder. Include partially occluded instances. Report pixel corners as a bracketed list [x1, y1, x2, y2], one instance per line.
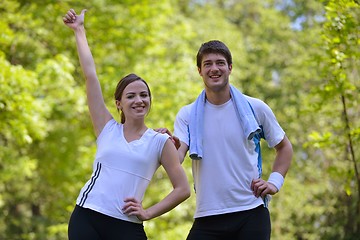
[147, 128, 169, 139]
[96, 118, 120, 141]
[144, 129, 170, 149]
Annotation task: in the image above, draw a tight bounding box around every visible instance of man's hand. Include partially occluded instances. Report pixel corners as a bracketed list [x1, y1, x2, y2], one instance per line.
[154, 128, 181, 149]
[251, 178, 278, 198]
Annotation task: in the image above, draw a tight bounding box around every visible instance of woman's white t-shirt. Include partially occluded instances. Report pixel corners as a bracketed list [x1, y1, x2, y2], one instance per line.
[76, 119, 169, 223]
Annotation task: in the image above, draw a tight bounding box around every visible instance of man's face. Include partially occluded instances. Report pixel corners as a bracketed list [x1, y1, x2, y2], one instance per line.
[198, 53, 232, 92]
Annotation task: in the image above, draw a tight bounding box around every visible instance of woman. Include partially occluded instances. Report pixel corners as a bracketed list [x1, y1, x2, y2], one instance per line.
[63, 9, 190, 240]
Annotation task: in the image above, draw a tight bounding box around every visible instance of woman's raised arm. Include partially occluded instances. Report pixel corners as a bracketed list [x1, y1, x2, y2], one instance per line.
[63, 9, 112, 136]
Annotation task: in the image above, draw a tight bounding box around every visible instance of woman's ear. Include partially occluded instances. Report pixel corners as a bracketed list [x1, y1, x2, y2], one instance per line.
[115, 100, 122, 110]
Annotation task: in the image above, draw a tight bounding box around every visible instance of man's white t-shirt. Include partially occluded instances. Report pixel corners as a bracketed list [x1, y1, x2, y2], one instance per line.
[174, 96, 285, 218]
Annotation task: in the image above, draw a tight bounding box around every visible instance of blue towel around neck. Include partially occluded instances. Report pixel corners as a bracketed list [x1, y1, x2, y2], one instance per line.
[188, 85, 261, 160]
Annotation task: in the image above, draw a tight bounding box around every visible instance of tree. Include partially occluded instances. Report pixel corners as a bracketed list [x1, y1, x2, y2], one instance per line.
[1, 0, 359, 239]
[305, 0, 360, 238]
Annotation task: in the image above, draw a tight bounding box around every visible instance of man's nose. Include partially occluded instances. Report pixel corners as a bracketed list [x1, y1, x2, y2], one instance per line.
[210, 63, 219, 71]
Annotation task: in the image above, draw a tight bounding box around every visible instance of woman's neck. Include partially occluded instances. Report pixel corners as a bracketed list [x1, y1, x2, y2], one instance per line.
[123, 121, 148, 142]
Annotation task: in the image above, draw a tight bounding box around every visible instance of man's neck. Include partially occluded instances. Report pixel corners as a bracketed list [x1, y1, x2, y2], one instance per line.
[205, 86, 231, 105]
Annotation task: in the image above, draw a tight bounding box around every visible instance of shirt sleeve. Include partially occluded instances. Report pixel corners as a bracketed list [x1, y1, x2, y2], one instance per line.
[96, 118, 116, 144]
[173, 104, 192, 147]
[248, 97, 285, 148]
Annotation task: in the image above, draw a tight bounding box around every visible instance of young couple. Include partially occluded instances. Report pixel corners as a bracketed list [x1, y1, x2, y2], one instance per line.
[63, 8, 292, 240]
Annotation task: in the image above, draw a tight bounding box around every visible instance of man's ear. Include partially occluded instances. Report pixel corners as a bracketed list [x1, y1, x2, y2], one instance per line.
[229, 64, 232, 72]
[198, 67, 202, 76]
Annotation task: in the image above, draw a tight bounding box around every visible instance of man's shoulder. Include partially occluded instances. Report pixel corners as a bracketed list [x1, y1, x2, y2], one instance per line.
[178, 102, 195, 113]
[244, 95, 268, 108]
[244, 94, 261, 103]
[243, 95, 275, 120]
[175, 102, 195, 123]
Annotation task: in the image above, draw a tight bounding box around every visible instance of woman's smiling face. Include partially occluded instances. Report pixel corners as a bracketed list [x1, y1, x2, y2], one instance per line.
[117, 80, 151, 121]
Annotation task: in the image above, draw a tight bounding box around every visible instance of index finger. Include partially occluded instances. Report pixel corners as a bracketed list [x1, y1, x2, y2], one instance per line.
[251, 178, 263, 190]
[123, 197, 138, 203]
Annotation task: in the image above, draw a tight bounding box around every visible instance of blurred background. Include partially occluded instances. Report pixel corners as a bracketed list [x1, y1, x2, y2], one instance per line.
[0, 0, 359, 239]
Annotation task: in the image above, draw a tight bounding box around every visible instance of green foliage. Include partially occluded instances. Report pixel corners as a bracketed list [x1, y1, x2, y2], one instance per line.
[305, 0, 360, 238]
[0, 0, 359, 239]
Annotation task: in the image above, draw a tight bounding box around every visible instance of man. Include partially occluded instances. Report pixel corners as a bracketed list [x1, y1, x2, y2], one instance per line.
[174, 40, 293, 240]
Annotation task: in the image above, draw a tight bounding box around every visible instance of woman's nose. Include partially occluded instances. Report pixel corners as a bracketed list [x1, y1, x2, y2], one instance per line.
[134, 95, 142, 103]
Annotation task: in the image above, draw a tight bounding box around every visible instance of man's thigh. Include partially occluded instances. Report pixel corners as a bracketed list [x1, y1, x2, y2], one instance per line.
[186, 206, 271, 240]
[236, 206, 271, 240]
